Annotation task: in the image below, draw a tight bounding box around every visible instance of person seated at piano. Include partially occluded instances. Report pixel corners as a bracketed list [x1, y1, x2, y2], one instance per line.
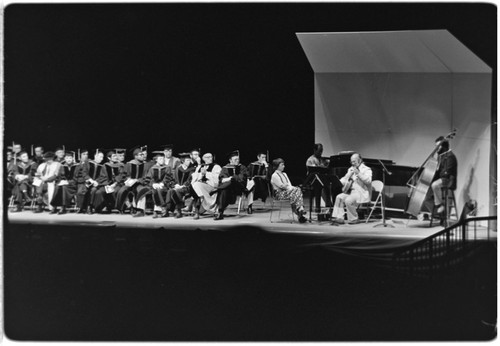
[76, 149, 108, 214]
[165, 152, 195, 218]
[430, 136, 458, 215]
[331, 153, 372, 225]
[50, 151, 78, 215]
[245, 152, 269, 214]
[33, 152, 62, 213]
[116, 146, 150, 217]
[137, 151, 175, 218]
[211, 150, 248, 220]
[9, 151, 37, 212]
[271, 158, 307, 223]
[92, 149, 125, 214]
[306, 143, 335, 212]
[190, 152, 222, 220]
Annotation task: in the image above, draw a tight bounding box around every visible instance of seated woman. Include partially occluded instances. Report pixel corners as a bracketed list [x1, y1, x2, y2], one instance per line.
[270, 158, 307, 223]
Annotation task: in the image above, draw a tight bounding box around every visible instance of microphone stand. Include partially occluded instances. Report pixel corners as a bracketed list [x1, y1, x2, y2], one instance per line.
[374, 159, 394, 228]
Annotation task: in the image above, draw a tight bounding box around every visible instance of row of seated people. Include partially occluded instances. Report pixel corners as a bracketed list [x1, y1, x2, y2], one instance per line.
[7, 145, 308, 222]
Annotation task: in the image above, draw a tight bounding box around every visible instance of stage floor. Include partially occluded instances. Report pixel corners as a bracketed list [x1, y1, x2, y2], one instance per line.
[6, 200, 494, 257]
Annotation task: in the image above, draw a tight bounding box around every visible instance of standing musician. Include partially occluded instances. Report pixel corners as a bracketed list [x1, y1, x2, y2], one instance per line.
[246, 151, 269, 214]
[305, 143, 336, 212]
[50, 151, 78, 215]
[430, 136, 458, 214]
[212, 150, 248, 220]
[33, 152, 62, 213]
[9, 151, 37, 212]
[164, 152, 195, 218]
[331, 153, 372, 225]
[115, 146, 149, 217]
[190, 152, 222, 219]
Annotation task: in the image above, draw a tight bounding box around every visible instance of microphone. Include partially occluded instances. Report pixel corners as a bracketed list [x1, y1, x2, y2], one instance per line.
[378, 159, 392, 175]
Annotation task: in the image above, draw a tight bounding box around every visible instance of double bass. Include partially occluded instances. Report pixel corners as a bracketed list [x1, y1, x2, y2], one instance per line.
[405, 130, 457, 217]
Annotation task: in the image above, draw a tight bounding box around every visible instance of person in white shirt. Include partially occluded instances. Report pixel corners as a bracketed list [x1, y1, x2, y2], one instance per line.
[270, 158, 307, 223]
[331, 153, 372, 224]
[190, 152, 222, 219]
[33, 152, 62, 213]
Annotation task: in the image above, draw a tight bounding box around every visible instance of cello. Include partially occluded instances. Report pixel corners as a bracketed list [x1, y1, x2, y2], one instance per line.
[405, 130, 457, 217]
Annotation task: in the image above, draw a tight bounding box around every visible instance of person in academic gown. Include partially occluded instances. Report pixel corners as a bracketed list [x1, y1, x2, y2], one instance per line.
[137, 152, 175, 218]
[164, 152, 195, 218]
[212, 151, 248, 220]
[9, 151, 37, 212]
[115, 146, 150, 217]
[245, 152, 270, 214]
[50, 151, 78, 214]
[162, 144, 181, 171]
[190, 152, 222, 219]
[92, 150, 126, 213]
[76, 150, 108, 214]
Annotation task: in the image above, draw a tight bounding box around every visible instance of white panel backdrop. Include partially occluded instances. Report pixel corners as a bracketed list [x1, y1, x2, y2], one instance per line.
[315, 72, 492, 215]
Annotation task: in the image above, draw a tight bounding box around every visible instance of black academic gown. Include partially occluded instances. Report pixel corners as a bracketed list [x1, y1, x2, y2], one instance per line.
[76, 160, 108, 209]
[247, 161, 270, 203]
[166, 164, 195, 210]
[115, 159, 149, 210]
[93, 162, 125, 211]
[51, 163, 78, 208]
[216, 164, 248, 212]
[137, 164, 175, 208]
[10, 160, 37, 204]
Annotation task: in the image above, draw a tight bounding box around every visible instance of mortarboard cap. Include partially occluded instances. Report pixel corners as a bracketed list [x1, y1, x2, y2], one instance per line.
[104, 149, 116, 157]
[64, 151, 76, 157]
[129, 145, 147, 154]
[43, 151, 55, 159]
[152, 150, 165, 158]
[160, 144, 174, 151]
[190, 147, 201, 153]
[179, 152, 191, 159]
[228, 150, 240, 159]
[79, 148, 89, 154]
[114, 148, 126, 154]
[55, 146, 65, 152]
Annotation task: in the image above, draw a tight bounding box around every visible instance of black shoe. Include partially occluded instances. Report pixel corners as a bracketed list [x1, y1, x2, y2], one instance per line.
[49, 208, 58, 215]
[58, 208, 67, 215]
[161, 211, 170, 218]
[77, 208, 86, 214]
[214, 213, 224, 220]
[193, 212, 200, 220]
[11, 205, 23, 213]
[175, 210, 183, 218]
[34, 205, 43, 213]
[247, 205, 253, 214]
[299, 216, 307, 223]
[132, 210, 145, 218]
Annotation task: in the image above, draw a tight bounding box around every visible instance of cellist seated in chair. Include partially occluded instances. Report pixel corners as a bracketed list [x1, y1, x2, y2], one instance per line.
[331, 153, 372, 225]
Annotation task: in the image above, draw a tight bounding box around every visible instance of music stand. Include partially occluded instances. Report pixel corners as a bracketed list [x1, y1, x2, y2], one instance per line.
[304, 169, 326, 222]
[374, 159, 394, 228]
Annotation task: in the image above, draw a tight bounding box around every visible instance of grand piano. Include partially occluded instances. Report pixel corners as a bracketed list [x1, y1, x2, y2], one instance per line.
[328, 152, 418, 213]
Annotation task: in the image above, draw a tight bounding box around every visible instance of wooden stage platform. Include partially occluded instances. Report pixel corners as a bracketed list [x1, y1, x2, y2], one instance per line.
[7, 200, 494, 259]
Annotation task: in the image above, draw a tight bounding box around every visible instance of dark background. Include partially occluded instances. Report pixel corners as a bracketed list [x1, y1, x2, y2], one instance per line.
[4, 3, 496, 178]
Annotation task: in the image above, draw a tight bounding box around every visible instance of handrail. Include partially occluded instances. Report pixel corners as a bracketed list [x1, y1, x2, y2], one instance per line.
[394, 216, 496, 256]
[392, 216, 496, 278]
